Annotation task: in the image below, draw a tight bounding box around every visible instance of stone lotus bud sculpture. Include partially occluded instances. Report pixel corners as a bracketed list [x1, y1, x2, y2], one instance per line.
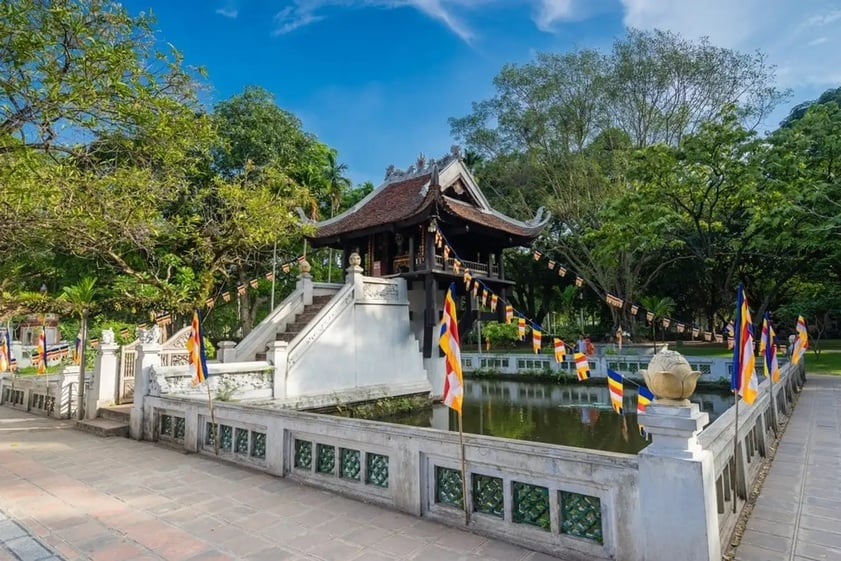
[348, 252, 362, 268]
[640, 347, 701, 406]
[300, 259, 312, 274]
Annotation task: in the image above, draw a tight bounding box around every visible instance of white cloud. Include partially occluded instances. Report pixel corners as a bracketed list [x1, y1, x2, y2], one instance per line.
[271, 1, 478, 42]
[216, 8, 239, 18]
[617, 0, 841, 91]
[533, 0, 575, 31]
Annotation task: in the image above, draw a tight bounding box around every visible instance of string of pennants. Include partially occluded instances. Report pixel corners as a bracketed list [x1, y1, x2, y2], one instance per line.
[530, 249, 733, 347]
[82, 254, 306, 348]
[434, 227, 654, 437]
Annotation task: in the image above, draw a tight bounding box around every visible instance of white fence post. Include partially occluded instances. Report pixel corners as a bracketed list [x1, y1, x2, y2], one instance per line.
[86, 342, 119, 418]
[130, 341, 161, 440]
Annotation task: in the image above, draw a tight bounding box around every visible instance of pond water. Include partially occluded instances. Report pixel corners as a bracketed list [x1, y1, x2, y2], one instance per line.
[390, 378, 733, 454]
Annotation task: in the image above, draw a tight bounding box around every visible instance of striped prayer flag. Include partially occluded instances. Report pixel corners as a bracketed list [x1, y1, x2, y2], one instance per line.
[607, 369, 623, 415]
[37, 328, 47, 374]
[704, 331, 712, 341]
[575, 276, 584, 287]
[249, 278, 259, 289]
[533, 250, 542, 261]
[505, 304, 513, 324]
[443, 246, 450, 261]
[676, 323, 685, 333]
[463, 271, 471, 288]
[156, 313, 172, 326]
[471, 281, 479, 299]
[481, 289, 488, 308]
[731, 283, 757, 405]
[646, 311, 654, 322]
[265, 271, 275, 281]
[439, 283, 464, 413]
[0, 335, 8, 372]
[662, 318, 671, 329]
[630, 304, 639, 316]
[222, 291, 231, 302]
[205, 297, 215, 309]
[792, 315, 808, 364]
[490, 294, 498, 312]
[297, 255, 306, 264]
[548, 260, 555, 269]
[187, 309, 210, 386]
[637, 386, 654, 437]
[532, 328, 541, 354]
[574, 353, 590, 381]
[692, 327, 700, 338]
[715, 334, 723, 343]
[237, 283, 247, 295]
[760, 312, 781, 383]
[453, 260, 461, 274]
[518, 317, 526, 340]
[553, 338, 565, 363]
[282, 263, 291, 273]
[557, 266, 567, 277]
[606, 294, 624, 308]
[120, 327, 130, 339]
[90, 337, 99, 348]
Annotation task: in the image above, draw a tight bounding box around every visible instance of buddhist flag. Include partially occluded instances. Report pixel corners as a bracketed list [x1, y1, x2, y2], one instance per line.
[265, 271, 275, 281]
[760, 313, 780, 383]
[156, 313, 172, 326]
[297, 255, 306, 264]
[439, 283, 463, 413]
[548, 260, 555, 270]
[282, 263, 291, 273]
[662, 318, 671, 329]
[443, 246, 450, 261]
[249, 278, 259, 289]
[481, 289, 489, 309]
[692, 327, 700, 338]
[187, 310, 210, 386]
[453, 260, 461, 274]
[646, 311, 654, 323]
[714, 334, 723, 343]
[704, 331, 712, 341]
[533, 250, 542, 261]
[637, 386, 654, 437]
[676, 323, 685, 333]
[607, 369, 624, 415]
[237, 283, 247, 296]
[731, 284, 757, 405]
[557, 266, 567, 277]
[73, 334, 81, 365]
[792, 315, 808, 364]
[5, 329, 13, 371]
[222, 291, 231, 302]
[518, 317, 526, 340]
[606, 294, 624, 308]
[553, 338, 565, 363]
[575, 275, 584, 287]
[630, 304, 639, 316]
[0, 333, 9, 372]
[471, 281, 479, 299]
[574, 353, 590, 381]
[37, 328, 47, 374]
[505, 304, 513, 324]
[490, 294, 498, 312]
[532, 328, 542, 353]
[463, 271, 471, 288]
[205, 297, 215, 309]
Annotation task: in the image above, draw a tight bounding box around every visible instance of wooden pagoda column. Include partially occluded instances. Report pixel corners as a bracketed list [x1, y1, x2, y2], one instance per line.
[422, 224, 437, 358]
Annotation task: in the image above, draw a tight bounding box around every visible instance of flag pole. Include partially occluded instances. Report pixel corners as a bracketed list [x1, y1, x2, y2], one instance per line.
[457, 410, 469, 526]
[206, 382, 219, 456]
[732, 390, 739, 514]
[767, 374, 778, 438]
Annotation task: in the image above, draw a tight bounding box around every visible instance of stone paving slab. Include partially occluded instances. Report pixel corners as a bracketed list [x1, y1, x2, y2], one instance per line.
[734, 375, 841, 561]
[0, 407, 544, 561]
[0, 509, 62, 561]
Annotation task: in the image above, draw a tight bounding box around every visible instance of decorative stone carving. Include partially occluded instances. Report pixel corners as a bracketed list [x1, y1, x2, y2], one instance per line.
[348, 252, 362, 267]
[101, 328, 115, 345]
[139, 324, 161, 345]
[362, 281, 400, 302]
[640, 347, 701, 405]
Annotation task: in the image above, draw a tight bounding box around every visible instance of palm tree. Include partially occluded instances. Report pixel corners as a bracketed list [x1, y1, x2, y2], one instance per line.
[323, 151, 351, 282]
[639, 296, 676, 349]
[60, 277, 99, 420]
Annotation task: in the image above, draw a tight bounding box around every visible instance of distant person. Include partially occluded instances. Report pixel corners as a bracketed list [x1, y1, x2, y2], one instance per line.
[585, 336, 595, 356]
[788, 333, 796, 358]
[577, 334, 587, 354]
[616, 326, 623, 352]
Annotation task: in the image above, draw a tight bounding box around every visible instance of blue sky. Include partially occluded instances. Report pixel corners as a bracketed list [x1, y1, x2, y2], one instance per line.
[123, 0, 841, 185]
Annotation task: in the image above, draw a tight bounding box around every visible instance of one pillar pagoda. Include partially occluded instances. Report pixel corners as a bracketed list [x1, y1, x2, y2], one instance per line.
[304, 147, 549, 380]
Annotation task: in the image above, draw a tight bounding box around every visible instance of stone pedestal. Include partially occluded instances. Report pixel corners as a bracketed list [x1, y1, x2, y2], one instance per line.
[216, 341, 236, 363]
[345, 263, 364, 292]
[638, 403, 720, 561]
[130, 343, 161, 440]
[269, 341, 288, 399]
[86, 343, 119, 419]
[297, 270, 313, 306]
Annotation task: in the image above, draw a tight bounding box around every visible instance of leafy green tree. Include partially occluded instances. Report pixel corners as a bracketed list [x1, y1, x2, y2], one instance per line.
[640, 296, 675, 343]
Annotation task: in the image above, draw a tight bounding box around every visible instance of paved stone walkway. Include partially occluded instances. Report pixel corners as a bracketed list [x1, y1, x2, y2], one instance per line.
[0, 408, 551, 561]
[734, 374, 841, 561]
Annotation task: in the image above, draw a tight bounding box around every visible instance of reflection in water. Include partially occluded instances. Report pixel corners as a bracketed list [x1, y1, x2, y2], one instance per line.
[390, 379, 733, 454]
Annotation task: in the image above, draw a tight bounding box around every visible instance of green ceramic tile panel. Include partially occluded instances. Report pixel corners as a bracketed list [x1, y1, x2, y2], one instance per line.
[316, 444, 336, 474]
[366, 453, 389, 487]
[251, 431, 266, 459]
[560, 491, 603, 543]
[512, 481, 550, 531]
[340, 448, 361, 480]
[294, 439, 312, 469]
[472, 474, 504, 518]
[435, 466, 463, 508]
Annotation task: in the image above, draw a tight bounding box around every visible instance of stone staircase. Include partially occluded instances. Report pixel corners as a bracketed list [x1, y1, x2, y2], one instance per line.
[75, 405, 131, 437]
[255, 295, 333, 361]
